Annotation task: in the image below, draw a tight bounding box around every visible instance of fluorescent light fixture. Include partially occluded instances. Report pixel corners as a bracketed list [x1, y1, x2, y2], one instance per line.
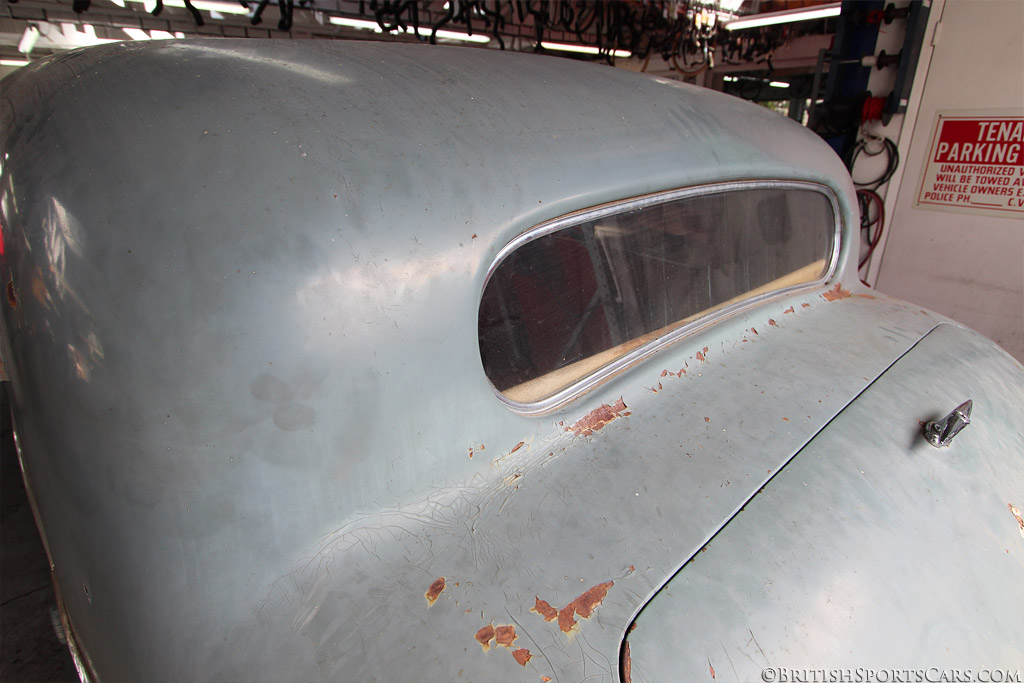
[328, 15, 491, 43]
[18, 26, 40, 54]
[769, 80, 789, 88]
[1, 59, 31, 67]
[121, 0, 251, 14]
[540, 41, 631, 58]
[724, 2, 841, 30]
[124, 27, 184, 39]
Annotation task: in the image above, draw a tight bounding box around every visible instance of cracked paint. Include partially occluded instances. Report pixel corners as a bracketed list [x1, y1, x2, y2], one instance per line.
[556, 581, 614, 634]
[494, 624, 517, 648]
[474, 624, 495, 651]
[425, 577, 445, 606]
[566, 399, 631, 437]
[1010, 504, 1024, 538]
[532, 597, 558, 621]
[822, 283, 852, 301]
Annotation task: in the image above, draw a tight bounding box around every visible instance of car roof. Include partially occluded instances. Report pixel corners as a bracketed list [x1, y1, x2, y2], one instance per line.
[2, 39, 857, 261]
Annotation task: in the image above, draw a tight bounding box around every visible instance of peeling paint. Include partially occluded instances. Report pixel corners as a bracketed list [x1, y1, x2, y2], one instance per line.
[801, 302, 811, 308]
[512, 648, 532, 666]
[556, 581, 614, 634]
[696, 351, 705, 362]
[822, 283, 852, 301]
[566, 398, 631, 437]
[474, 624, 495, 651]
[494, 624, 517, 648]
[783, 306, 795, 314]
[1010, 504, 1024, 538]
[6, 278, 17, 308]
[622, 641, 632, 683]
[425, 577, 445, 606]
[532, 597, 558, 621]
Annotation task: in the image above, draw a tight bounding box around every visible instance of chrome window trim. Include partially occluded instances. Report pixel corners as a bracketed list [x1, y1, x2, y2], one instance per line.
[480, 180, 843, 416]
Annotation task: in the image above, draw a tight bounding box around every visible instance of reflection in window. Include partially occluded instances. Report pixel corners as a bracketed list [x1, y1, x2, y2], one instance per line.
[479, 185, 836, 405]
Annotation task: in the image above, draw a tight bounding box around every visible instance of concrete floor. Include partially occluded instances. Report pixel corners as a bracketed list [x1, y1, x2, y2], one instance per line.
[1, 385, 78, 682]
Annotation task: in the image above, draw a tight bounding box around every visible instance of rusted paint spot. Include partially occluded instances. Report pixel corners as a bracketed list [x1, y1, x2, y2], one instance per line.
[471, 233, 478, 239]
[710, 662, 716, 679]
[511, 441, 525, 453]
[783, 306, 795, 314]
[512, 648, 532, 666]
[854, 293, 878, 299]
[822, 283, 852, 301]
[566, 398, 631, 437]
[781, 417, 789, 422]
[494, 624, 517, 647]
[532, 597, 558, 621]
[468, 443, 485, 459]
[1010, 504, 1024, 538]
[767, 318, 777, 327]
[425, 577, 446, 606]
[622, 641, 632, 683]
[542, 677, 552, 682]
[660, 369, 668, 377]
[695, 351, 705, 362]
[628, 622, 637, 632]
[801, 302, 811, 308]
[5, 278, 17, 308]
[557, 581, 614, 634]
[474, 624, 495, 651]
[704, 417, 710, 422]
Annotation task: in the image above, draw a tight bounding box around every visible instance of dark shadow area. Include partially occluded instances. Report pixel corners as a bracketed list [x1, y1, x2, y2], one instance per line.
[1, 384, 78, 682]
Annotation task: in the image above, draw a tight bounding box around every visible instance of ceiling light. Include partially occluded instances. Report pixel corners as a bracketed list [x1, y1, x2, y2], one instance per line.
[769, 81, 789, 88]
[18, 26, 40, 54]
[1, 59, 31, 67]
[540, 41, 631, 58]
[724, 2, 841, 30]
[328, 16, 491, 43]
[121, 0, 250, 14]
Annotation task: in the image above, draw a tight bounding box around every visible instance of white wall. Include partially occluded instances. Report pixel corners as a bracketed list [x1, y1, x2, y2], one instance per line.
[873, 0, 1024, 360]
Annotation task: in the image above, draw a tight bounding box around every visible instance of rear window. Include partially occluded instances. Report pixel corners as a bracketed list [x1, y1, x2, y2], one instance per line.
[478, 182, 838, 409]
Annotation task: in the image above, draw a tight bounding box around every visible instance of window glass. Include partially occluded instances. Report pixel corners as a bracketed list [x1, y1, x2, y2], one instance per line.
[479, 185, 837, 405]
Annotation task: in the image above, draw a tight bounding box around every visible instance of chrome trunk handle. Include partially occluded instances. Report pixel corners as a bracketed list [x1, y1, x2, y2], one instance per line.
[924, 399, 973, 448]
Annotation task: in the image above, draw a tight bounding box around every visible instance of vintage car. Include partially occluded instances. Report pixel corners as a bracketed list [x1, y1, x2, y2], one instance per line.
[1, 40, 1022, 683]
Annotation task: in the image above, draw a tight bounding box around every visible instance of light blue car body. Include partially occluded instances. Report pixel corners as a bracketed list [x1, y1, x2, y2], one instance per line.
[1, 40, 1022, 682]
